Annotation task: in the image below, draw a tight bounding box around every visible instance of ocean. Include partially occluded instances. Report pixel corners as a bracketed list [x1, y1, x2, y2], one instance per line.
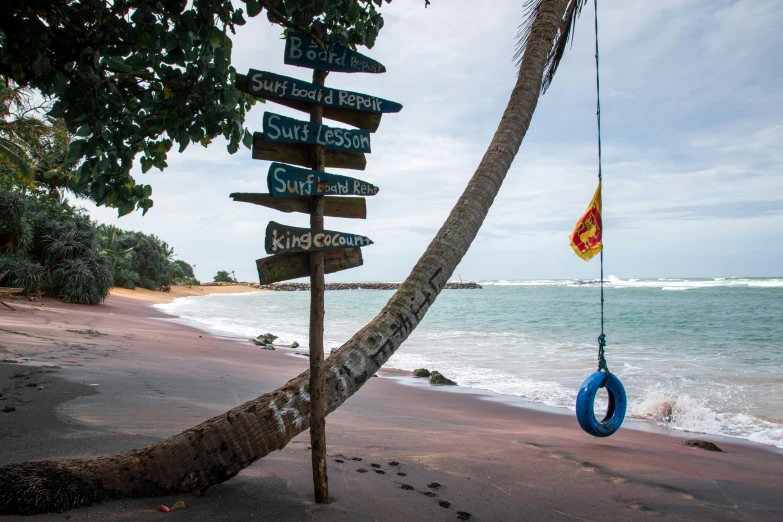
[156, 277, 783, 449]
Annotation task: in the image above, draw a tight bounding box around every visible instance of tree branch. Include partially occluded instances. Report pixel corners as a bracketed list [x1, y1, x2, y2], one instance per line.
[260, 1, 325, 47]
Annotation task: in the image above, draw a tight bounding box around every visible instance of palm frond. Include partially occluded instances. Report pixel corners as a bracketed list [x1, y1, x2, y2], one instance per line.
[0, 138, 34, 184]
[515, 0, 587, 93]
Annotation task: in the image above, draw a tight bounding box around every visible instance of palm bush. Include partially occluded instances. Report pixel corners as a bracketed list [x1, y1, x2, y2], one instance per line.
[45, 251, 112, 304]
[0, 253, 43, 290]
[0, 188, 112, 303]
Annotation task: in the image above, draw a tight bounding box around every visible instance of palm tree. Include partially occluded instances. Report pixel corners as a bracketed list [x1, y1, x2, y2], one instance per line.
[0, 83, 75, 195]
[0, 0, 579, 514]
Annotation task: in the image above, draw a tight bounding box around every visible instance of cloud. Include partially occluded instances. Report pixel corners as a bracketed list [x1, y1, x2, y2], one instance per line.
[82, 0, 783, 281]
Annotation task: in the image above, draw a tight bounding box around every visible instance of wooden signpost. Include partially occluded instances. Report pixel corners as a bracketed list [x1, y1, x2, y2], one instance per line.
[235, 33, 400, 504]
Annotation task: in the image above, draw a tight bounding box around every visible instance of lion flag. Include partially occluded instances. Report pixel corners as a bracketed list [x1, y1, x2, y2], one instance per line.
[569, 182, 603, 261]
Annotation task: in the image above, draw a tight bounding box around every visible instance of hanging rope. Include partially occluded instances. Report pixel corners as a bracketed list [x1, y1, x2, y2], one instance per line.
[593, 0, 607, 374]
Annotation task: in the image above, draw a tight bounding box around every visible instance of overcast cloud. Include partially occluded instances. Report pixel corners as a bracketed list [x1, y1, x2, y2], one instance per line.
[81, 0, 783, 282]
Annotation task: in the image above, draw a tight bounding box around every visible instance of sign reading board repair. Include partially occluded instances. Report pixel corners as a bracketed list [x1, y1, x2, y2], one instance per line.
[268, 163, 379, 197]
[265, 221, 373, 255]
[284, 32, 386, 74]
[247, 70, 402, 114]
[263, 112, 371, 154]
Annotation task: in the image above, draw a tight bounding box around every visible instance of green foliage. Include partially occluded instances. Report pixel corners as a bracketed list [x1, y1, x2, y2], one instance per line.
[213, 270, 234, 283]
[0, 188, 112, 303]
[0, 85, 77, 196]
[0, 0, 405, 215]
[0, 253, 44, 290]
[45, 252, 113, 304]
[96, 224, 198, 290]
[174, 259, 195, 278]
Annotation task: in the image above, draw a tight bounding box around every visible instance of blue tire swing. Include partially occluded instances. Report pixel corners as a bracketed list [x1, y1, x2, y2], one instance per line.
[574, 0, 626, 438]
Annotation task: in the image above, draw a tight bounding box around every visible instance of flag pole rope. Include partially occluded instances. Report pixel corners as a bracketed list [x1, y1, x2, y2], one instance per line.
[594, 0, 608, 374]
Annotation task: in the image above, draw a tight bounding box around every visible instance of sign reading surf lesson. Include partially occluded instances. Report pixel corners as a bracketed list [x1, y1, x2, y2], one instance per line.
[284, 32, 386, 74]
[268, 163, 379, 197]
[265, 221, 373, 255]
[263, 112, 371, 154]
[247, 70, 402, 114]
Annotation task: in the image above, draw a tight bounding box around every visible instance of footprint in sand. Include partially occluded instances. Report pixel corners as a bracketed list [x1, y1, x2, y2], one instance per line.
[438, 500, 451, 509]
[400, 484, 414, 491]
[456, 511, 472, 520]
[356, 468, 368, 473]
[370, 463, 381, 468]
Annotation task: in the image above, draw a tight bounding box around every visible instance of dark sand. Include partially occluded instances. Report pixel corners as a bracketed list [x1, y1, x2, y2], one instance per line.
[1, 294, 782, 521]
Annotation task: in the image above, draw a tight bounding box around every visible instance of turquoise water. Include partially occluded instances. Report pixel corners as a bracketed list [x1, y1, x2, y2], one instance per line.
[157, 277, 783, 448]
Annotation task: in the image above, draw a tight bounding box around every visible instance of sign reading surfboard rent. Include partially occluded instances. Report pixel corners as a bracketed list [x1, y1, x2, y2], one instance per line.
[267, 162, 378, 197]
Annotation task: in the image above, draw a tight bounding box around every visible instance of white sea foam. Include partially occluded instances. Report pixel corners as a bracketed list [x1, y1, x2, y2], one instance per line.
[389, 351, 578, 410]
[480, 276, 783, 291]
[630, 390, 783, 448]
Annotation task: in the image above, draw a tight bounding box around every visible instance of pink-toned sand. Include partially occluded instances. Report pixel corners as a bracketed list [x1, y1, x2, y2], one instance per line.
[1, 291, 781, 521]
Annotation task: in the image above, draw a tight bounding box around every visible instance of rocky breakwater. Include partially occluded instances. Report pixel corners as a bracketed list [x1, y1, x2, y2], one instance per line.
[201, 281, 481, 291]
[260, 281, 482, 292]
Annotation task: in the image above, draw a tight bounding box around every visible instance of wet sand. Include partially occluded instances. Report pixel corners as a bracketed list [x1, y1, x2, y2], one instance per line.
[1, 294, 781, 520]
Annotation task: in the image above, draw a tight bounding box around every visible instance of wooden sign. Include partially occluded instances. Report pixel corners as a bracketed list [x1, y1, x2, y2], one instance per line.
[252, 132, 367, 170]
[230, 193, 367, 219]
[264, 112, 371, 154]
[257, 248, 363, 285]
[268, 163, 379, 198]
[265, 221, 373, 255]
[247, 70, 402, 114]
[284, 32, 386, 74]
[237, 75, 382, 133]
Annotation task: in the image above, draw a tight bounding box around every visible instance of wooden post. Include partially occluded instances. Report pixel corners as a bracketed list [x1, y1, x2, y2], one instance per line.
[309, 68, 328, 504]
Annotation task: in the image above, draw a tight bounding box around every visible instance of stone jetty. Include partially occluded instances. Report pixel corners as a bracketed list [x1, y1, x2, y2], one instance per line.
[201, 281, 482, 291]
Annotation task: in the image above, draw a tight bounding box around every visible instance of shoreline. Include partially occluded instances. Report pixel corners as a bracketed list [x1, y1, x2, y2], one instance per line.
[153, 291, 783, 453]
[1, 294, 782, 519]
[108, 284, 265, 304]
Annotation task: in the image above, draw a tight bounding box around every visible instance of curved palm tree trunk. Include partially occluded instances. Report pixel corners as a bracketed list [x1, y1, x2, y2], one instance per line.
[0, 0, 570, 515]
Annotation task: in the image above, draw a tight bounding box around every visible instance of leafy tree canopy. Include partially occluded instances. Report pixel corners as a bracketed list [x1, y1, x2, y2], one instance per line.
[213, 270, 234, 283]
[0, 0, 400, 216]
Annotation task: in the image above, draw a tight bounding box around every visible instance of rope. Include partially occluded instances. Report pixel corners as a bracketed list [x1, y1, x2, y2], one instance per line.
[594, 0, 608, 374]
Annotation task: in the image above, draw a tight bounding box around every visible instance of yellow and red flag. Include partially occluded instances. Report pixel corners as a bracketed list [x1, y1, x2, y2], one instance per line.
[569, 183, 603, 261]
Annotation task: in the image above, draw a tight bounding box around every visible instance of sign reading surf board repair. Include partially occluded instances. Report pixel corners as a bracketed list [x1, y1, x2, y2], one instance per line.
[265, 221, 373, 255]
[247, 70, 402, 114]
[263, 112, 371, 154]
[284, 32, 386, 74]
[268, 163, 379, 197]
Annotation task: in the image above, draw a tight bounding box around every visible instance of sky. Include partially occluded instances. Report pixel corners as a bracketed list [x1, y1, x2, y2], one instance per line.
[81, 0, 783, 283]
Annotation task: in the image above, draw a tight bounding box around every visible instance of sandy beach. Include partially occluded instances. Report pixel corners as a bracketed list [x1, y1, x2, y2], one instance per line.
[1, 290, 782, 521]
